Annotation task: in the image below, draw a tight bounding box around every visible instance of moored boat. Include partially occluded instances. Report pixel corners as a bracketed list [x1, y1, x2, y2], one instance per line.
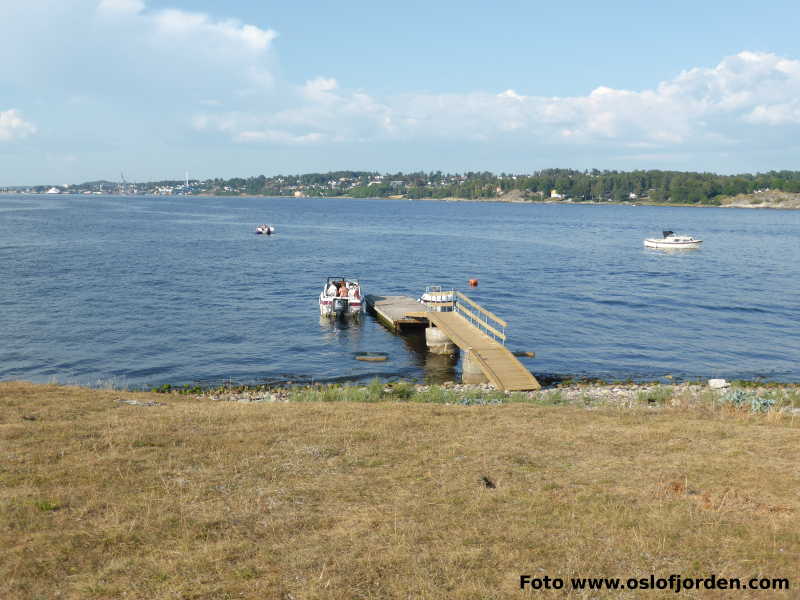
[418, 285, 454, 312]
[256, 224, 275, 235]
[644, 230, 702, 249]
[319, 277, 363, 318]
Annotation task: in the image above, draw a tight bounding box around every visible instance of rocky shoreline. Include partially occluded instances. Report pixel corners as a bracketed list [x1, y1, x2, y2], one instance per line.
[196, 189, 800, 209]
[418, 192, 800, 209]
[352, 189, 800, 209]
[206, 379, 800, 414]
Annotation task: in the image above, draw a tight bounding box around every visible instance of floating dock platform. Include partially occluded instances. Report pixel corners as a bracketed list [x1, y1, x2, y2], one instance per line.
[364, 295, 429, 332]
[365, 292, 540, 391]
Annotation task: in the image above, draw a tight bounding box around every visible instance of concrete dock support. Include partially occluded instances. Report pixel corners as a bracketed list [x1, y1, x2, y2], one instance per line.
[462, 350, 489, 384]
[425, 326, 456, 355]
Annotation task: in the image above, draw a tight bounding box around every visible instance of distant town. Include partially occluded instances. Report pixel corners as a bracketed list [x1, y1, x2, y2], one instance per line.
[4, 168, 800, 205]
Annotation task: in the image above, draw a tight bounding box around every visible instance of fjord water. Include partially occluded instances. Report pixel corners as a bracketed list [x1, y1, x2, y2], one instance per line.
[2, 194, 799, 387]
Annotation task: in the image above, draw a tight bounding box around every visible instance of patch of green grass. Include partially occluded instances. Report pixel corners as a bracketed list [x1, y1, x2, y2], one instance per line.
[535, 390, 564, 405]
[506, 392, 530, 403]
[34, 500, 61, 512]
[366, 377, 385, 402]
[413, 386, 459, 404]
[459, 388, 504, 403]
[731, 380, 766, 389]
[779, 389, 800, 408]
[285, 386, 317, 402]
[731, 380, 799, 390]
[284, 380, 385, 403]
[335, 386, 364, 403]
[388, 381, 415, 400]
[636, 385, 673, 405]
[236, 566, 261, 580]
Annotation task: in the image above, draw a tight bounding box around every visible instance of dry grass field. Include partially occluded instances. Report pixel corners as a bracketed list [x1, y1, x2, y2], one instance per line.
[1, 381, 798, 599]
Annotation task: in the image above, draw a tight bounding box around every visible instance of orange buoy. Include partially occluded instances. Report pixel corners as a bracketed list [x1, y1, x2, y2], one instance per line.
[468, 278, 478, 287]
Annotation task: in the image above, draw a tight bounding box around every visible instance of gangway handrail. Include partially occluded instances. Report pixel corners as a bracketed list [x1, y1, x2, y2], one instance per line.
[454, 292, 507, 344]
[456, 302, 507, 342]
[454, 291, 507, 327]
[422, 289, 507, 344]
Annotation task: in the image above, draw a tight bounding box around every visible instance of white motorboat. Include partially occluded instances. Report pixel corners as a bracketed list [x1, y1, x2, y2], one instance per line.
[418, 285, 454, 312]
[644, 230, 702, 249]
[319, 277, 363, 318]
[256, 224, 275, 235]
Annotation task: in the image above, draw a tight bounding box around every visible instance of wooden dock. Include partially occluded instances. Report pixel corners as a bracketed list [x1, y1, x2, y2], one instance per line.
[365, 293, 540, 392]
[364, 295, 428, 332]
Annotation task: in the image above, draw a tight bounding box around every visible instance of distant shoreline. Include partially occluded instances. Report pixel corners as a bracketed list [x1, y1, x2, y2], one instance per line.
[194, 192, 800, 210]
[5, 190, 800, 209]
[298, 195, 800, 210]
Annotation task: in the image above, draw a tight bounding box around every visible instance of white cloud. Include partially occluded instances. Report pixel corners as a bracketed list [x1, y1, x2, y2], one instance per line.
[4, 1, 800, 174]
[148, 9, 276, 52]
[96, 0, 144, 16]
[0, 110, 36, 141]
[745, 102, 800, 125]
[0, 1, 278, 102]
[236, 130, 324, 144]
[194, 51, 800, 153]
[195, 76, 393, 144]
[498, 89, 524, 101]
[302, 77, 339, 100]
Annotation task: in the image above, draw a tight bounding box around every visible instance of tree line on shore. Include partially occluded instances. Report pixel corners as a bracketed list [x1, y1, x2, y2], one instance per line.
[205, 168, 800, 203]
[14, 168, 800, 203]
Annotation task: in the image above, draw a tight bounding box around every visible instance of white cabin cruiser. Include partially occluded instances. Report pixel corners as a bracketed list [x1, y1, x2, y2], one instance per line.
[644, 230, 702, 249]
[319, 277, 363, 318]
[256, 224, 275, 235]
[418, 285, 454, 312]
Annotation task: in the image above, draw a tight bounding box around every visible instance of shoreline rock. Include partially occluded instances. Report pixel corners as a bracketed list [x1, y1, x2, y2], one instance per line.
[205, 380, 800, 414]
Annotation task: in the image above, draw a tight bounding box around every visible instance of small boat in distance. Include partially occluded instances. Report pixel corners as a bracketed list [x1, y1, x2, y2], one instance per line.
[319, 277, 362, 318]
[256, 224, 275, 235]
[644, 230, 702, 249]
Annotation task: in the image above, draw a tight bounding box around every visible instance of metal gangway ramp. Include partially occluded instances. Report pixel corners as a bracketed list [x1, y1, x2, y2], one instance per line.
[407, 290, 541, 392]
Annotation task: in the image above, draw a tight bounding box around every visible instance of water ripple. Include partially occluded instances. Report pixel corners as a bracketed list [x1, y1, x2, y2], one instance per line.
[1, 195, 799, 385]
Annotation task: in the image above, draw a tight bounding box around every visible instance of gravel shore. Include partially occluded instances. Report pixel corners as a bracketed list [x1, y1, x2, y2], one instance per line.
[207, 380, 800, 414]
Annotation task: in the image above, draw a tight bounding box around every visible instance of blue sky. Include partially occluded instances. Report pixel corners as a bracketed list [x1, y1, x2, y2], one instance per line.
[2, 0, 800, 185]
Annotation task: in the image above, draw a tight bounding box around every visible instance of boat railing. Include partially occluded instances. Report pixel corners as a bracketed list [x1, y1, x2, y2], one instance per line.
[423, 289, 507, 345]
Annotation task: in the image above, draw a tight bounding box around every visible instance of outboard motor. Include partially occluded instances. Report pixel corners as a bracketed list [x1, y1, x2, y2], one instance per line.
[333, 297, 349, 316]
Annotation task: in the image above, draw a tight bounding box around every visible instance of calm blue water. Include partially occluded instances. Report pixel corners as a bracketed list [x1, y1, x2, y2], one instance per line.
[1, 194, 799, 387]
